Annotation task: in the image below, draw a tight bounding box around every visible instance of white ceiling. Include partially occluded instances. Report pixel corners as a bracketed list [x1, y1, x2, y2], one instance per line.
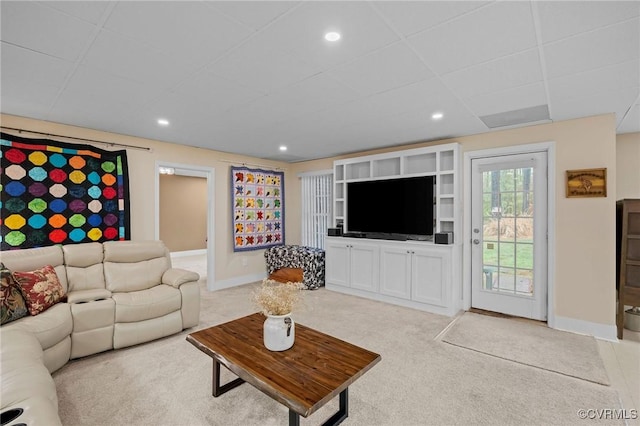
[1, 1, 638, 162]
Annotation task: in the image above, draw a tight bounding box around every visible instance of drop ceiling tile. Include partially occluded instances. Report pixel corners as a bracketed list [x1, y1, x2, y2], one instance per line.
[617, 103, 640, 134]
[300, 98, 390, 130]
[544, 19, 640, 79]
[207, 37, 321, 94]
[104, 1, 253, 68]
[550, 87, 639, 123]
[256, 1, 400, 70]
[250, 73, 361, 121]
[82, 30, 196, 89]
[547, 60, 640, 102]
[174, 69, 264, 110]
[1, 43, 73, 88]
[465, 82, 548, 116]
[374, 1, 491, 37]
[39, 1, 111, 24]
[536, 1, 640, 43]
[391, 111, 486, 145]
[65, 65, 160, 105]
[0, 1, 96, 61]
[327, 41, 432, 96]
[407, 1, 537, 75]
[48, 90, 141, 133]
[385, 102, 486, 139]
[443, 49, 543, 100]
[208, 1, 301, 31]
[0, 81, 59, 118]
[367, 77, 462, 118]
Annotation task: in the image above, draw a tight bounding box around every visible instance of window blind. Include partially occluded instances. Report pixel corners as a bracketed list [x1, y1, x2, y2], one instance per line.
[301, 172, 333, 249]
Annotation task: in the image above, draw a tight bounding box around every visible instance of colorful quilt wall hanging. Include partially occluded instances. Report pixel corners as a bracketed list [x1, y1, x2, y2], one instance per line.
[231, 166, 284, 252]
[1, 132, 131, 250]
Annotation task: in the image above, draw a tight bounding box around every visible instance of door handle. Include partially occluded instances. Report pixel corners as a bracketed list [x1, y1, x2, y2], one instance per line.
[473, 239, 480, 245]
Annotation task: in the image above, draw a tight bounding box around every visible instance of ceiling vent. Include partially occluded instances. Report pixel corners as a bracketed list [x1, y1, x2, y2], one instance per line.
[479, 105, 550, 129]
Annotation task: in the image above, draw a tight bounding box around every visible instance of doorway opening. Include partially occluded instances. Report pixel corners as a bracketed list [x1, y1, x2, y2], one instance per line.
[155, 161, 215, 291]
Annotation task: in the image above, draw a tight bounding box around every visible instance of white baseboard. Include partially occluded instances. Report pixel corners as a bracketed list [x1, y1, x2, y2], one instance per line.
[213, 273, 266, 291]
[170, 249, 206, 258]
[553, 315, 618, 342]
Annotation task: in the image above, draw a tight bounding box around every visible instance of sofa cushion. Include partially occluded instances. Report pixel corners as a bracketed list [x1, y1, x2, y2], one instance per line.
[104, 241, 170, 292]
[63, 242, 105, 292]
[0, 329, 58, 412]
[0, 245, 68, 292]
[1, 303, 72, 350]
[13, 265, 66, 316]
[112, 284, 181, 323]
[0, 263, 28, 324]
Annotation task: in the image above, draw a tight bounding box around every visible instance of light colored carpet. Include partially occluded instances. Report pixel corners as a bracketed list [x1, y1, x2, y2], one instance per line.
[53, 283, 623, 425]
[441, 312, 611, 386]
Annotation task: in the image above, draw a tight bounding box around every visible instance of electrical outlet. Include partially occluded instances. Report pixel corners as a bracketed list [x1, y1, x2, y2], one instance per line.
[241, 257, 248, 267]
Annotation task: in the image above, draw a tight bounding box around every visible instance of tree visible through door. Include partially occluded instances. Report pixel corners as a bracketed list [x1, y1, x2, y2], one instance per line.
[482, 167, 534, 296]
[471, 152, 547, 320]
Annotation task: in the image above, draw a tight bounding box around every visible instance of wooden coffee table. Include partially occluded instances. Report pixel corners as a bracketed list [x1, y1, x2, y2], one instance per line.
[186, 313, 381, 426]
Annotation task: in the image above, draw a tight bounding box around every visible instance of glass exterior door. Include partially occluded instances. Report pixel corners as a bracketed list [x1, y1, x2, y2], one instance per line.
[471, 152, 547, 320]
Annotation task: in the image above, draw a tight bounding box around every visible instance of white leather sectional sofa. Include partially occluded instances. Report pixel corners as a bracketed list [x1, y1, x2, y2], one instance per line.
[0, 240, 200, 425]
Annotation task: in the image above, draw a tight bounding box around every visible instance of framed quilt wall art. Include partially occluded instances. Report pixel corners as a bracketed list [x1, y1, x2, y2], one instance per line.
[231, 166, 284, 252]
[0, 132, 131, 250]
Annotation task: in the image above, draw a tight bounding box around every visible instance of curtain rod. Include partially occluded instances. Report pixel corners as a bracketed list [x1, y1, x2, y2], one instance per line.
[220, 158, 286, 171]
[0, 126, 152, 152]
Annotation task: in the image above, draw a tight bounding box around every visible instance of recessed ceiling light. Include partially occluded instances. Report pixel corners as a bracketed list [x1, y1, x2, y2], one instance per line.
[157, 118, 170, 126]
[324, 31, 341, 42]
[431, 112, 444, 120]
[279, 145, 288, 152]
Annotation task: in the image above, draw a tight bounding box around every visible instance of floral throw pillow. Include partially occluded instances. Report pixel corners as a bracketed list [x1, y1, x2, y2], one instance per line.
[0, 262, 29, 324]
[12, 265, 65, 316]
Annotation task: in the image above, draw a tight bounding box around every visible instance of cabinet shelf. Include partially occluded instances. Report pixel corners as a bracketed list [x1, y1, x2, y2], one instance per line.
[334, 143, 459, 238]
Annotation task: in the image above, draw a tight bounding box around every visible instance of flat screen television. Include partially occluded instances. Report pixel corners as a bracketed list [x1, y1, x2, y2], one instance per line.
[346, 176, 435, 238]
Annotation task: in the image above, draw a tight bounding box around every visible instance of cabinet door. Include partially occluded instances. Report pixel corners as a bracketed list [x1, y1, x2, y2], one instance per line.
[349, 242, 379, 292]
[411, 248, 450, 307]
[379, 246, 412, 299]
[325, 241, 350, 287]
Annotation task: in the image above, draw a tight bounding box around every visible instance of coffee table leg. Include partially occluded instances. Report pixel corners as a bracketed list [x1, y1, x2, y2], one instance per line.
[288, 388, 348, 426]
[289, 410, 300, 426]
[212, 358, 244, 397]
[322, 388, 349, 426]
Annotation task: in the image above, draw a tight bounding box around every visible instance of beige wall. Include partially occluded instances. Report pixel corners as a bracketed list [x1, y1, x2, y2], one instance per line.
[1, 113, 620, 330]
[0, 114, 289, 283]
[289, 114, 618, 329]
[616, 132, 640, 199]
[159, 174, 207, 252]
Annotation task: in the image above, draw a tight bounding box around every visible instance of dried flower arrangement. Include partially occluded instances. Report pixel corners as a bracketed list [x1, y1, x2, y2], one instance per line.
[252, 278, 305, 316]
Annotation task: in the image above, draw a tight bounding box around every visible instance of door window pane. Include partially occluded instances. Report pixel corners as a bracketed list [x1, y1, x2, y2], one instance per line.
[481, 167, 535, 298]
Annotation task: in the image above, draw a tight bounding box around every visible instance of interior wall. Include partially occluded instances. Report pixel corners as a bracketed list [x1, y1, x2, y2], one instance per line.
[616, 132, 640, 199]
[289, 114, 618, 330]
[2, 113, 619, 330]
[159, 174, 207, 252]
[0, 114, 288, 284]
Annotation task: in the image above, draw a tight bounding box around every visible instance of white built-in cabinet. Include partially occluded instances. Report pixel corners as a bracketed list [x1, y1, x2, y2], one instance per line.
[326, 143, 461, 317]
[325, 239, 379, 292]
[379, 244, 449, 306]
[326, 237, 457, 316]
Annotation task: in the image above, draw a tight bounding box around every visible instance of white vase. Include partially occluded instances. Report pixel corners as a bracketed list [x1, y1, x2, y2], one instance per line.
[263, 313, 295, 351]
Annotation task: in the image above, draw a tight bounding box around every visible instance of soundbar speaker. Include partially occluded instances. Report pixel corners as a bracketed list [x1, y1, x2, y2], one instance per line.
[434, 232, 453, 244]
[328, 228, 342, 237]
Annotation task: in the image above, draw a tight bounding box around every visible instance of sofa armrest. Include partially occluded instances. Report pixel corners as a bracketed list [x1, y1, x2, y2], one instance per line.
[67, 289, 112, 304]
[162, 268, 200, 288]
